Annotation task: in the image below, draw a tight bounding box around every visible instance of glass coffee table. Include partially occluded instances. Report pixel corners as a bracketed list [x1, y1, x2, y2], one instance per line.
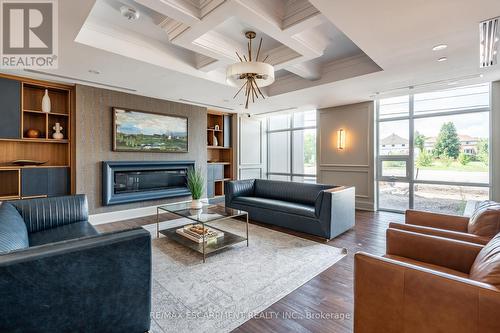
[156, 201, 249, 263]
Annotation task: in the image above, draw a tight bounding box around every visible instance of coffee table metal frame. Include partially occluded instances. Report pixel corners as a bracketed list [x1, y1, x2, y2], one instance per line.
[156, 201, 249, 263]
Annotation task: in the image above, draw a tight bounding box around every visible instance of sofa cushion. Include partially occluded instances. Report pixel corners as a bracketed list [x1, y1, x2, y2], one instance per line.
[468, 201, 500, 238]
[469, 233, 500, 287]
[254, 179, 331, 205]
[28, 221, 98, 247]
[233, 196, 316, 218]
[0, 203, 29, 253]
[9, 195, 89, 233]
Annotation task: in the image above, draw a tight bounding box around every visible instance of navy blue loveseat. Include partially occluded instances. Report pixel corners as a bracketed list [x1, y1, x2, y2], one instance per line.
[0, 195, 151, 333]
[225, 179, 355, 239]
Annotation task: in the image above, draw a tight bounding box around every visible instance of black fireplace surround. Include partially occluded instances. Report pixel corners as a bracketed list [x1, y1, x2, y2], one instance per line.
[102, 161, 194, 206]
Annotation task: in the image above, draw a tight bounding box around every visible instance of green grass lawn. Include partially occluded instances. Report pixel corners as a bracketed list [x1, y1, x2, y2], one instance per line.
[384, 161, 488, 172]
[418, 161, 488, 172]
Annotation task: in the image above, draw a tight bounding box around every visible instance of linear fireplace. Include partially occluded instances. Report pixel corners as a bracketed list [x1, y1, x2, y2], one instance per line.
[102, 161, 194, 206]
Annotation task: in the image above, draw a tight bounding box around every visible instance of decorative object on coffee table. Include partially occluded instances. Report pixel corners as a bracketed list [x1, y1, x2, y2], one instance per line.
[52, 122, 64, 139]
[25, 128, 41, 138]
[187, 167, 204, 209]
[156, 201, 249, 262]
[42, 89, 51, 113]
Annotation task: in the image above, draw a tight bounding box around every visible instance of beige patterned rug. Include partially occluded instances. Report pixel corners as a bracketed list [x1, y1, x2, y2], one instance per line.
[143, 219, 346, 333]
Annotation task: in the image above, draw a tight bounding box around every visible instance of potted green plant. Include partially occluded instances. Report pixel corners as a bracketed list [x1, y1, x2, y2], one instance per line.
[187, 167, 205, 209]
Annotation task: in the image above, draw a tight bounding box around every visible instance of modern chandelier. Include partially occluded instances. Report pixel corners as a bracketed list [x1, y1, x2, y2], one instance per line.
[226, 31, 275, 109]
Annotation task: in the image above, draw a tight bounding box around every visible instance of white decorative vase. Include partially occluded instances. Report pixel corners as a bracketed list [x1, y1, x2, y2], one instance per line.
[52, 122, 64, 139]
[42, 89, 51, 113]
[213, 134, 218, 146]
[191, 199, 203, 209]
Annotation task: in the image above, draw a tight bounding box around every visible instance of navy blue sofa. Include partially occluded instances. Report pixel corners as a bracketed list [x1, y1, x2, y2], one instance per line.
[225, 179, 355, 239]
[0, 195, 151, 333]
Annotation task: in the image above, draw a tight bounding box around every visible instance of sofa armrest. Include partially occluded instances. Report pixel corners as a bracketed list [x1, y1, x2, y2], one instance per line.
[354, 252, 500, 333]
[405, 209, 469, 232]
[7, 195, 89, 233]
[389, 222, 490, 245]
[0, 228, 151, 333]
[386, 228, 483, 274]
[225, 179, 255, 206]
[318, 186, 355, 239]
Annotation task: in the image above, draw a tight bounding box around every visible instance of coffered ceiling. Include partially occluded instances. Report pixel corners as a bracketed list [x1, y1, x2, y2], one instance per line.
[76, 0, 380, 95]
[4, 0, 500, 113]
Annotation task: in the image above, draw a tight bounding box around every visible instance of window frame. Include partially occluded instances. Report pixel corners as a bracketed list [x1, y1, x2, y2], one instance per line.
[376, 85, 492, 214]
[266, 111, 317, 182]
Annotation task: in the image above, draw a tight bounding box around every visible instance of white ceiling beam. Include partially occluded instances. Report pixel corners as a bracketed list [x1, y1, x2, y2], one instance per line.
[286, 61, 322, 80]
[134, 0, 200, 25]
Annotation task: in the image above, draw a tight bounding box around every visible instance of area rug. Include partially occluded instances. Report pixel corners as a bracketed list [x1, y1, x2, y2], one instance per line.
[143, 219, 346, 333]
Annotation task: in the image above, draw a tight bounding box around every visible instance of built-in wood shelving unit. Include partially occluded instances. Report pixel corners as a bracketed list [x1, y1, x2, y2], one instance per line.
[207, 110, 234, 198]
[0, 74, 74, 201]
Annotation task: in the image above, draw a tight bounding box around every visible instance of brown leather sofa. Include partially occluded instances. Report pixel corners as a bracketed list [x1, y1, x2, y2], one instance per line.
[354, 228, 500, 333]
[389, 201, 500, 245]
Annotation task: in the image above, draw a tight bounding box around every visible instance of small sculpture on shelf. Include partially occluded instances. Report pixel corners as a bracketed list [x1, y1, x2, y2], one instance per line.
[42, 89, 51, 113]
[52, 122, 64, 139]
[213, 134, 218, 146]
[25, 128, 41, 138]
[214, 124, 220, 131]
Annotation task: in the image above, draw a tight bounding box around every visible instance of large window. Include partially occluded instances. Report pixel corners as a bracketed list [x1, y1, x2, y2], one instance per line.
[377, 84, 491, 215]
[267, 110, 316, 182]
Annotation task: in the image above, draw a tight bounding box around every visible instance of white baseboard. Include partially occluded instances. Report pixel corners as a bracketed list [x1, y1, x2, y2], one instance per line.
[89, 205, 158, 225]
[355, 200, 375, 211]
[89, 198, 370, 225]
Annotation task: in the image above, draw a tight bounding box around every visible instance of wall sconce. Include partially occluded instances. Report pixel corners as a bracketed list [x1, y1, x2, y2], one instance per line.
[337, 129, 346, 150]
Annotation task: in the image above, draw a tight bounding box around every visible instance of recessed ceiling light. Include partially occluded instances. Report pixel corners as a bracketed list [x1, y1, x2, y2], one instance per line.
[437, 57, 448, 62]
[432, 44, 448, 51]
[88, 69, 100, 74]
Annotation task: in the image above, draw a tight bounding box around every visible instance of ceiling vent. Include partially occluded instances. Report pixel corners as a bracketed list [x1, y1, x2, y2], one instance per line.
[479, 17, 499, 67]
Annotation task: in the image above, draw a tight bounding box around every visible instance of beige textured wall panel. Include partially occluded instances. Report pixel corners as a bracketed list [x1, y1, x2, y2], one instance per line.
[75, 84, 207, 214]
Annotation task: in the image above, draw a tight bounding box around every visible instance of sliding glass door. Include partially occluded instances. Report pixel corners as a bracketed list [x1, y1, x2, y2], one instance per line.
[376, 84, 491, 215]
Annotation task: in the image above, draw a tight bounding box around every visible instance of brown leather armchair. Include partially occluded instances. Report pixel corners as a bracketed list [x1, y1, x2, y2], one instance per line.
[354, 229, 500, 333]
[389, 201, 500, 245]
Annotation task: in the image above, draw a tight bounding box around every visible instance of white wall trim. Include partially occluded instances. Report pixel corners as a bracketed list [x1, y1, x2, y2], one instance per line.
[89, 205, 159, 225]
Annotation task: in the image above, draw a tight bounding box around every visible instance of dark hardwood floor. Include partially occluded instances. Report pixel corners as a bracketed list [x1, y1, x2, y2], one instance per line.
[95, 210, 404, 333]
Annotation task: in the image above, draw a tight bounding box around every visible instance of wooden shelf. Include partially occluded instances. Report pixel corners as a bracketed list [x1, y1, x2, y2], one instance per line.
[214, 178, 231, 182]
[0, 195, 20, 200]
[207, 110, 234, 199]
[14, 138, 69, 143]
[24, 109, 69, 117]
[0, 73, 74, 200]
[0, 169, 20, 199]
[0, 165, 69, 170]
[207, 146, 230, 149]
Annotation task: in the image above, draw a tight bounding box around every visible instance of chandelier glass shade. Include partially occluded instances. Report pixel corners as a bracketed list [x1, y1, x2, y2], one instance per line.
[226, 31, 275, 108]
